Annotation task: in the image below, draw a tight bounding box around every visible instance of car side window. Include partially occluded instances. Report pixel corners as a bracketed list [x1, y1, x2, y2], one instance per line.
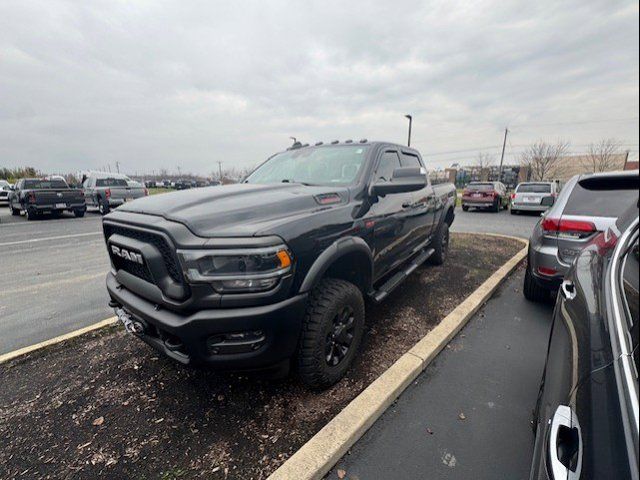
[622, 238, 639, 373]
[375, 150, 401, 182]
[400, 152, 423, 168]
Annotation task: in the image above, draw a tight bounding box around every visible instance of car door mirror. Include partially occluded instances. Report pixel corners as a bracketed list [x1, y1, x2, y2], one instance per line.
[371, 166, 427, 196]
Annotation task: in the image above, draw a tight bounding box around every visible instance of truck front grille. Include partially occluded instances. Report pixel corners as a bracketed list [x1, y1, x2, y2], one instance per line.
[103, 224, 184, 285]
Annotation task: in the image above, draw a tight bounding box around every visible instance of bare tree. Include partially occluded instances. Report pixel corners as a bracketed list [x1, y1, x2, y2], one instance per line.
[582, 138, 622, 173]
[474, 152, 494, 181]
[520, 140, 570, 181]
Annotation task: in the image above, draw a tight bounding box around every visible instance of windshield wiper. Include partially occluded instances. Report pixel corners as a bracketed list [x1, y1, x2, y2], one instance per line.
[281, 179, 318, 186]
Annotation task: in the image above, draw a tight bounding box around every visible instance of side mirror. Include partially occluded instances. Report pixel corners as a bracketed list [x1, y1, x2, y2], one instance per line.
[371, 166, 427, 196]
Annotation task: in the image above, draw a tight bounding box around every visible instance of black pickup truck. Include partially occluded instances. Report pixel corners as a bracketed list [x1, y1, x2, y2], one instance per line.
[9, 178, 86, 220]
[104, 141, 456, 388]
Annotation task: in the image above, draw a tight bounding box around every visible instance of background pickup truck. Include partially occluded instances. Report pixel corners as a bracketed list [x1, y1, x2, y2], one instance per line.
[104, 140, 456, 388]
[9, 178, 86, 220]
[82, 172, 148, 214]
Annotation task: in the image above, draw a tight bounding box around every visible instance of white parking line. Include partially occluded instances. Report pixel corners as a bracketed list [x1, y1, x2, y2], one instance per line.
[0, 232, 102, 247]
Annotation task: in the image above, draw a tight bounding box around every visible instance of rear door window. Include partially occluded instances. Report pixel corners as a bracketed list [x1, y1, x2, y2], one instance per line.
[400, 152, 423, 168]
[563, 182, 638, 217]
[518, 184, 552, 193]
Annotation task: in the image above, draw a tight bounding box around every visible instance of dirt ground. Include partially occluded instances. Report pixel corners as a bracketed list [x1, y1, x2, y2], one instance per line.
[0, 233, 523, 480]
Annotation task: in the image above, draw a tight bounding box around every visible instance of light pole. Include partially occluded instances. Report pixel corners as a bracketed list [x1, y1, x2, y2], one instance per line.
[405, 115, 413, 147]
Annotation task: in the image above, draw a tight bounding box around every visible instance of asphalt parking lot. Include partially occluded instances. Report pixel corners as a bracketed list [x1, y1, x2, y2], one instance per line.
[0, 206, 540, 356]
[327, 267, 552, 479]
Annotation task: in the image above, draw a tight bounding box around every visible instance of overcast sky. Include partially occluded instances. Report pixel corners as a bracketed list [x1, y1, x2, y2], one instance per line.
[1, 0, 638, 176]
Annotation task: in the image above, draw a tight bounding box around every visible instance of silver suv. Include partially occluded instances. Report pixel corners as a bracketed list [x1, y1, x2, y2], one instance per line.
[510, 181, 562, 214]
[524, 170, 639, 302]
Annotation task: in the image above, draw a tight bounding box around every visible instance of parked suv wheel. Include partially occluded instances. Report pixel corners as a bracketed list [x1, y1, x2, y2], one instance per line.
[462, 205, 469, 212]
[10, 202, 20, 216]
[98, 198, 110, 215]
[26, 207, 38, 221]
[430, 222, 449, 266]
[298, 278, 365, 389]
[523, 264, 549, 303]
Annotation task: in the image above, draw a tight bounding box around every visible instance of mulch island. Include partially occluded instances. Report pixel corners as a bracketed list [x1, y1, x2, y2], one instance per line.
[0, 233, 523, 480]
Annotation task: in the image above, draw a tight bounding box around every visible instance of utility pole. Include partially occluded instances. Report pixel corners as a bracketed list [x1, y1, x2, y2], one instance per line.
[498, 127, 509, 181]
[405, 114, 413, 147]
[217, 161, 223, 181]
[115, 161, 120, 174]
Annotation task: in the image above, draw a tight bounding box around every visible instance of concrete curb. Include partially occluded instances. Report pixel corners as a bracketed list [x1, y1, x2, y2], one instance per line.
[268, 236, 528, 480]
[0, 317, 117, 365]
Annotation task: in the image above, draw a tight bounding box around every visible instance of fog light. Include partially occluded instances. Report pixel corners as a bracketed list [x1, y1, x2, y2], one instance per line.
[207, 331, 266, 355]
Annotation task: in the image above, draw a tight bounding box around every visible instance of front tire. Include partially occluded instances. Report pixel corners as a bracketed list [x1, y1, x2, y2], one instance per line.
[430, 222, 449, 265]
[523, 265, 550, 303]
[74, 209, 85, 218]
[10, 202, 20, 216]
[26, 208, 38, 221]
[298, 278, 365, 389]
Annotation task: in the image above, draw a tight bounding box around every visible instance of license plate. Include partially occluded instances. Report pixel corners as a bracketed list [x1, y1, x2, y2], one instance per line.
[524, 197, 540, 204]
[55, 203, 66, 209]
[472, 193, 482, 198]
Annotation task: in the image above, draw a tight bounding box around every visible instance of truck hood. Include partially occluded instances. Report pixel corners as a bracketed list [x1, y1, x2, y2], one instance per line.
[118, 183, 349, 237]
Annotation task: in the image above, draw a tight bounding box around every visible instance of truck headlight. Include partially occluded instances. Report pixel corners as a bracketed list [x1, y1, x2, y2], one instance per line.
[177, 245, 292, 293]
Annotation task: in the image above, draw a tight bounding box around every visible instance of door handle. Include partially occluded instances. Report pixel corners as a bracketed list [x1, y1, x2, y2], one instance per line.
[549, 405, 582, 480]
[560, 279, 577, 300]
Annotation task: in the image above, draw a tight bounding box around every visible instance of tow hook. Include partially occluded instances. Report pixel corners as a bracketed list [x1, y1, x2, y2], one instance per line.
[114, 307, 145, 335]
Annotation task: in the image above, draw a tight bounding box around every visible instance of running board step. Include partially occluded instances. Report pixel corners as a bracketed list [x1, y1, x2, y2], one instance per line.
[371, 248, 435, 303]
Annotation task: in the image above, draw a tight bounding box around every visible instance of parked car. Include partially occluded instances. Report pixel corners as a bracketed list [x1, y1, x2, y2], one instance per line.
[173, 179, 192, 190]
[0, 179, 12, 206]
[461, 181, 509, 212]
[82, 172, 148, 215]
[524, 170, 639, 302]
[510, 181, 562, 214]
[530, 200, 638, 480]
[103, 141, 456, 388]
[8, 178, 86, 220]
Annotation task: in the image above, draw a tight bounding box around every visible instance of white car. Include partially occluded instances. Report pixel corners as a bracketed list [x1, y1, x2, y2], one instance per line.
[0, 180, 12, 206]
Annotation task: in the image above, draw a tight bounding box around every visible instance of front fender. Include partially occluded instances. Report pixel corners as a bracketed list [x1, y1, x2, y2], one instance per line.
[299, 236, 373, 293]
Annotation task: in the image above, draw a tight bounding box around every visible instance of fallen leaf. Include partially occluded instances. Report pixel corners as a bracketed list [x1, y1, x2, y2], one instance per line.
[337, 469, 347, 479]
[92, 416, 104, 426]
[458, 412, 466, 420]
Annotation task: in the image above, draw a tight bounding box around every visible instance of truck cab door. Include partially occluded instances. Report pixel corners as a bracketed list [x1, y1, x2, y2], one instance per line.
[399, 150, 436, 246]
[366, 148, 414, 280]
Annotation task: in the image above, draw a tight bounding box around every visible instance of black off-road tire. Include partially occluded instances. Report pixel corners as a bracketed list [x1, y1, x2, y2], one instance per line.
[523, 264, 549, 303]
[429, 221, 450, 266]
[462, 205, 469, 212]
[298, 278, 365, 389]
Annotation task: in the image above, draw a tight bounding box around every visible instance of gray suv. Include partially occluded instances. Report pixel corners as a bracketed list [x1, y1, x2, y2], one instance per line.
[524, 170, 639, 302]
[510, 181, 562, 214]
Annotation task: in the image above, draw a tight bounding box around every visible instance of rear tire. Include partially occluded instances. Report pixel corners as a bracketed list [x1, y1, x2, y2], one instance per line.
[493, 197, 501, 212]
[462, 205, 469, 212]
[74, 209, 85, 218]
[298, 278, 365, 389]
[523, 265, 549, 303]
[430, 222, 449, 265]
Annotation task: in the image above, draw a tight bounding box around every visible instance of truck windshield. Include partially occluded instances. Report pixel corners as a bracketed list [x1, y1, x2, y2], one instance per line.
[245, 145, 369, 186]
[96, 178, 129, 187]
[24, 179, 68, 189]
[517, 183, 551, 193]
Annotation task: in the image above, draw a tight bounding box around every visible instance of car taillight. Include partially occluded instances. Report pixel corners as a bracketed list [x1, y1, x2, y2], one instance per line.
[510, 193, 516, 200]
[537, 266, 558, 276]
[105, 188, 111, 199]
[542, 218, 597, 237]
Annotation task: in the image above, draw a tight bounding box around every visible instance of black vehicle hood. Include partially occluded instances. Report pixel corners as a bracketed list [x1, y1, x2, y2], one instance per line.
[118, 183, 349, 237]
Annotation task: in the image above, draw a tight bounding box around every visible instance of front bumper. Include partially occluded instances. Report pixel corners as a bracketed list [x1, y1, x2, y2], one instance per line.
[106, 272, 308, 370]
